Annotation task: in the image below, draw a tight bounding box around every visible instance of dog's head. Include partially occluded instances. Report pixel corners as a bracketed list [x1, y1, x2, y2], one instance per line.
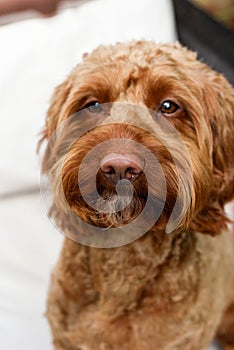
[40, 41, 234, 243]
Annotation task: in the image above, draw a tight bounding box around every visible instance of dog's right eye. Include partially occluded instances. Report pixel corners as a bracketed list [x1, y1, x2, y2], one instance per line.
[82, 101, 103, 113]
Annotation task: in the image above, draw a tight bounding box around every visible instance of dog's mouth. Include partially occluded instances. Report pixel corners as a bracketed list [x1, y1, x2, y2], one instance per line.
[77, 174, 165, 229]
[94, 167, 149, 227]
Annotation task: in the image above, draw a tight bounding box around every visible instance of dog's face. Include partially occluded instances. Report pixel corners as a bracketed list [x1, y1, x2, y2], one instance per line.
[40, 41, 234, 242]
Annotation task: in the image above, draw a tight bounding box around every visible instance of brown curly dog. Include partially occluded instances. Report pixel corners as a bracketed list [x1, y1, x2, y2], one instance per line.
[40, 41, 234, 350]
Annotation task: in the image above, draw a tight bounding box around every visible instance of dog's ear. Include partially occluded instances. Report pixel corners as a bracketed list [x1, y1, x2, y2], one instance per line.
[44, 79, 72, 139]
[192, 70, 234, 235]
[204, 72, 234, 204]
[38, 78, 72, 173]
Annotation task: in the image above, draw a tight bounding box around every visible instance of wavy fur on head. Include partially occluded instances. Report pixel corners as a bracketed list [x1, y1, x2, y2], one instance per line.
[40, 41, 234, 350]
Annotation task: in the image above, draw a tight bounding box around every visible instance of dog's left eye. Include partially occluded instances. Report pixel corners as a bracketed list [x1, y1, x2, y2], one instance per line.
[83, 101, 103, 113]
[159, 100, 180, 115]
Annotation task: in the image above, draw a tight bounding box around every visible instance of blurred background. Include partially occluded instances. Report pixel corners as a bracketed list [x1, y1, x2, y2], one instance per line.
[192, 0, 234, 30]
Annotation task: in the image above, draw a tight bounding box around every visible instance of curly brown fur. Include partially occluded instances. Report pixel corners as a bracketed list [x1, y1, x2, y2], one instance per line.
[40, 41, 234, 350]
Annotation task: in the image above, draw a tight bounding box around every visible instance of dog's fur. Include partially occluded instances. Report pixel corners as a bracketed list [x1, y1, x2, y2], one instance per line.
[40, 41, 234, 350]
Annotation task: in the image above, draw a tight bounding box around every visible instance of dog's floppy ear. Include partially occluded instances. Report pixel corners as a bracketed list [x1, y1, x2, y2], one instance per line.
[43, 79, 72, 140]
[205, 72, 234, 204]
[192, 70, 234, 235]
[38, 78, 72, 172]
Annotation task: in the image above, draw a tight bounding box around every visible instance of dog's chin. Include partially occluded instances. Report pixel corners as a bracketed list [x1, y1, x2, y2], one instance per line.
[95, 194, 145, 227]
[68, 189, 169, 231]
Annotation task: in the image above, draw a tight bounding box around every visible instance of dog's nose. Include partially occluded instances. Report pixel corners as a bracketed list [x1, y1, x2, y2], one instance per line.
[100, 153, 143, 184]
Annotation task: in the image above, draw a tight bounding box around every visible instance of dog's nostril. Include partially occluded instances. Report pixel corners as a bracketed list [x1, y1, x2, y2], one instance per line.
[100, 153, 143, 184]
[102, 165, 116, 175]
[125, 167, 142, 180]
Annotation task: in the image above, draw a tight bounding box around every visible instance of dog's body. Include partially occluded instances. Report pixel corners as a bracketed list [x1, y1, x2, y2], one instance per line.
[47, 230, 234, 350]
[41, 41, 234, 350]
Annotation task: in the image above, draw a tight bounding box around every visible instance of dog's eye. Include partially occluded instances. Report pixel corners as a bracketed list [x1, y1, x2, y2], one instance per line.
[83, 101, 103, 113]
[159, 100, 180, 115]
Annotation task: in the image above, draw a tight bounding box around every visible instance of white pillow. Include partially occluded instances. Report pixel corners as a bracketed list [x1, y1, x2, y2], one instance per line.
[0, 0, 177, 196]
